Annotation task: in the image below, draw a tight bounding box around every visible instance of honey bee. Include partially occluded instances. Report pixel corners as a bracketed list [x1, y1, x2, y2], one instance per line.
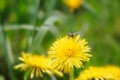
[67, 32, 79, 38]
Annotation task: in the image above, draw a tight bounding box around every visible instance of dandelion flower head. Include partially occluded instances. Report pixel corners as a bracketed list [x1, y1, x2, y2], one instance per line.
[48, 34, 92, 73]
[14, 52, 63, 78]
[76, 65, 120, 80]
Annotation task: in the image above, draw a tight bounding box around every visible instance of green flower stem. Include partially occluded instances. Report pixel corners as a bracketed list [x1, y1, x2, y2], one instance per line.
[69, 68, 74, 80]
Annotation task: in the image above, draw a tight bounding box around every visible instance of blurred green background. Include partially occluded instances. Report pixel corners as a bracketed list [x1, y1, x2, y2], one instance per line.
[0, 0, 120, 80]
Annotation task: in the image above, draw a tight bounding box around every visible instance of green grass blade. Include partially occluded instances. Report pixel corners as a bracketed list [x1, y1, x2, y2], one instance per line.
[30, 26, 49, 53]
[82, 1, 102, 20]
[0, 23, 16, 80]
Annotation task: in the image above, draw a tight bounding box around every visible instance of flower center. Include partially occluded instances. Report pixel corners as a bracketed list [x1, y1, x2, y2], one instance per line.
[65, 49, 74, 57]
[90, 77, 113, 80]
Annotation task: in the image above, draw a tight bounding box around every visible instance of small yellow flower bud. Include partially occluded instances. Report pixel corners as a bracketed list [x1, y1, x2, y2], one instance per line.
[63, 0, 83, 12]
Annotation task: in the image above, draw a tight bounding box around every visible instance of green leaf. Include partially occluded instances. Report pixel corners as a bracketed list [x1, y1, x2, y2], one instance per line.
[30, 26, 49, 53]
[0, 75, 5, 80]
[0, 23, 16, 80]
[24, 70, 31, 80]
[82, 1, 102, 20]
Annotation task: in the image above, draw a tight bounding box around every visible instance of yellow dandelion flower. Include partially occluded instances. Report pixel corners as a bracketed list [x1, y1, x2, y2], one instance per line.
[76, 66, 120, 80]
[14, 52, 63, 78]
[63, 0, 83, 12]
[48, 34, 92, 73]
[105, 65, 120, 79]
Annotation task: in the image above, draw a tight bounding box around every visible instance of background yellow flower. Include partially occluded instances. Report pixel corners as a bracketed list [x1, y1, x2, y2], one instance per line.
[48, 34, 92, 73]
[76, 65, 120, 80]
[63, 0, 83, 11]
